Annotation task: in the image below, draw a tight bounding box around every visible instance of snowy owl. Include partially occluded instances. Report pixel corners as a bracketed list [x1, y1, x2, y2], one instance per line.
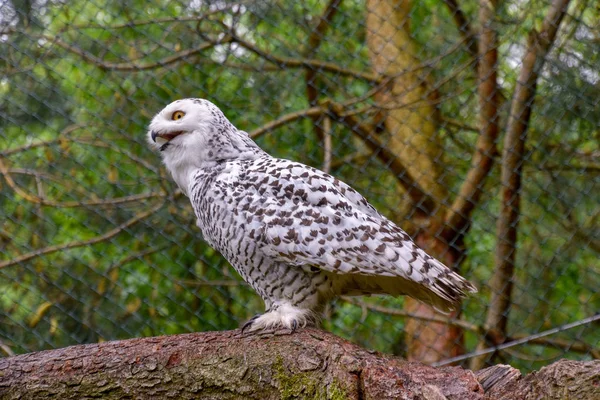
[148, 98, 476, 332]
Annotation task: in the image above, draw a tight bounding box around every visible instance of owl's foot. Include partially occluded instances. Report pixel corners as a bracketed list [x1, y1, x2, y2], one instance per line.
[241, 314, 262, 333]
[241, 303, 313, 333]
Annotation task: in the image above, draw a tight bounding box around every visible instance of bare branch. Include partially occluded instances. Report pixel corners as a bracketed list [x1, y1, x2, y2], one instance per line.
[0, 201, 164, 270]
[441, 117, 479, 133]
[229, 33, 380, 83]
[0, 156, 165, 207]
[65, 5, 242, 31]
[45, 34, 233, 71]
[1, 125, 83, 156]
[2, 126, 158, 174]
[72, 138, 159, 173]
[249, 106, 324, 138]
[7, 168, 58, 182]
[341, 297, 480, 333]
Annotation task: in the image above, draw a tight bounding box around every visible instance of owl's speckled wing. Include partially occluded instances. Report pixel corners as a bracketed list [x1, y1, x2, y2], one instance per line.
[236, 158, 476, 312]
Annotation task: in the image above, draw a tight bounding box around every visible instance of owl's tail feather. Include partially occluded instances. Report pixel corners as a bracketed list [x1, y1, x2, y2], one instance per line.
[413, 258, 478, 313]
[338, 268, 476, 313]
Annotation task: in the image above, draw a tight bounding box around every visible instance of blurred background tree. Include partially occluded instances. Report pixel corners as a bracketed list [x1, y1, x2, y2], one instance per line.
[1, 0, 598, 371]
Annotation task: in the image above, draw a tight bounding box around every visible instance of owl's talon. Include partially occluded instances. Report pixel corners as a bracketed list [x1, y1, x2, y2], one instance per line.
[241, 314, 261, 333]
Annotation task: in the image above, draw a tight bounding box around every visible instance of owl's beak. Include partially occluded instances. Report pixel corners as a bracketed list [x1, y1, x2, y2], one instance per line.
[151, 130, 184, 142]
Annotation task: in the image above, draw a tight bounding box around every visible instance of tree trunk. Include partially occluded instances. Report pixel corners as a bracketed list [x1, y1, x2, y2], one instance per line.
[1, 330, 598, 399]
[365, 0, 461, 363]
[471, 0, 572, 370]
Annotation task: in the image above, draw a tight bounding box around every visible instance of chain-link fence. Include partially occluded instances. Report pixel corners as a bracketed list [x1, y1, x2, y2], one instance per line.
[1, 0, 598, 372]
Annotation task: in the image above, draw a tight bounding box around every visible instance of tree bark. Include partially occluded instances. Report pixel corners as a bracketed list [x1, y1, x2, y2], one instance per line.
[1, 330, 598, 399]
[476, 361, 600, 399]
[0, 329, 483, 400]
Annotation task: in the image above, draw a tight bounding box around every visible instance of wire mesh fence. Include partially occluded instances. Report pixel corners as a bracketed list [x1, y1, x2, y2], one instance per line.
[0, 0, 598, 372]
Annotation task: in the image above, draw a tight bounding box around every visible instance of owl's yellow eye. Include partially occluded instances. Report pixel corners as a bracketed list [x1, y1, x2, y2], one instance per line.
[171, 111, 186, 120]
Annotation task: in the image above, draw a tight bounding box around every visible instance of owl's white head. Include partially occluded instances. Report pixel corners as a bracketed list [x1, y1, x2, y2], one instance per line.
[148, 98, 264, 194]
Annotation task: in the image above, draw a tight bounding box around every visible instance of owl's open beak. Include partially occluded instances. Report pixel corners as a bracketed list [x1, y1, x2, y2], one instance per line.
[151, 130, 184, 142]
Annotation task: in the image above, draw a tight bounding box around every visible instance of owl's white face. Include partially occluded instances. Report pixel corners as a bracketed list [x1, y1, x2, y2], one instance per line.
[148, 98, 221, 152]
[147, 98, 264, 195]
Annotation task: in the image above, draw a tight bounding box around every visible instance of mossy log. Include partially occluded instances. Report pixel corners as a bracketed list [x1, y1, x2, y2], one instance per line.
[0, 329, 598, 399]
